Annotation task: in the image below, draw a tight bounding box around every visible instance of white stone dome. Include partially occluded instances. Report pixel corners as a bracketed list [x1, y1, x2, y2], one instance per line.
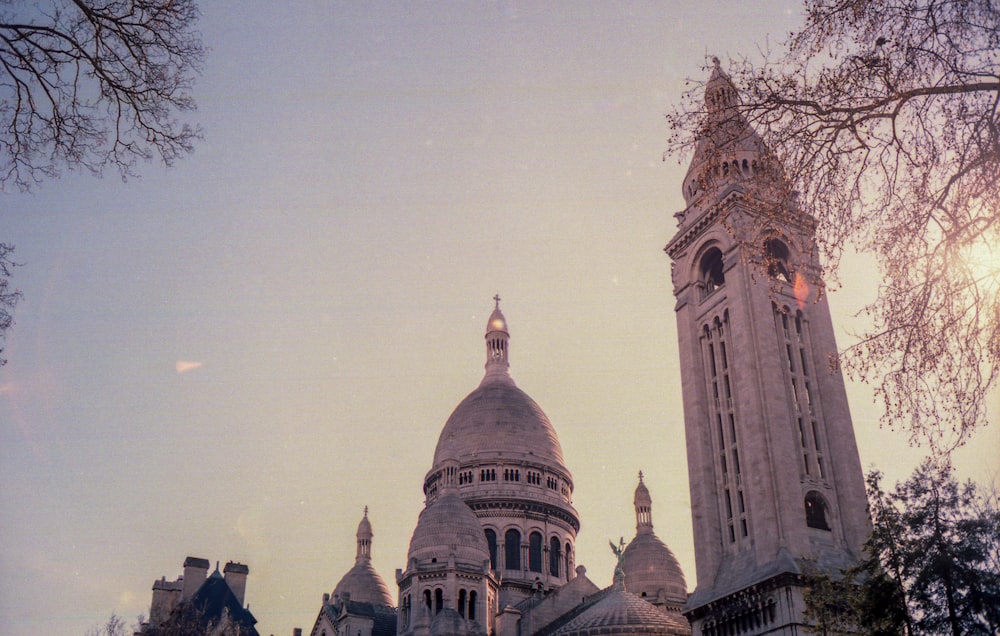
[432, 379, 566, 469]
[332, 560, 394, 607]
[621, 533, 687, 605]
[407, 491, 490, 566]
[620, 474, 687, 606]
[332, 509, 394, 607]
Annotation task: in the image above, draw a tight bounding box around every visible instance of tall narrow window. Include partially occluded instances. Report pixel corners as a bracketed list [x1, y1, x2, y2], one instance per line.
[434, 588, 443, 614]
[458, 589, 467, 618]
[469, 591, 477, 621]
[528, 532, 543, 572]
[484, 529, 497, 571]
[505, 529, 521, 571]
[549, 536, 561, 577]
[704, 311, 747, 545]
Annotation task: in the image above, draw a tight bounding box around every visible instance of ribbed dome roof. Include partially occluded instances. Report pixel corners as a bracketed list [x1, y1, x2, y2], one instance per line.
[621, 533, 687, 606]
[432, 378, 566, 468]
[332, 508, 394, 607]
[332, 560, 394, 607]
[408, 491, 489, 565]
[548, 589, 690, 636]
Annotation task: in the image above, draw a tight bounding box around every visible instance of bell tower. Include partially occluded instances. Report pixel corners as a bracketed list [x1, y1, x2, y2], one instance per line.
[665, 60, 869, 635]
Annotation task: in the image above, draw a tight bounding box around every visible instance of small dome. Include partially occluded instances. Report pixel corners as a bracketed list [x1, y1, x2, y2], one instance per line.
[331, 508, 393, 607]
[621, 533, 687, 606]
[407, 491, 489, 565]
[357, 511, 373, 540]
[548, 589, 690, 636]
[486, 306, 508, 336]
[332, 560, 394, 607]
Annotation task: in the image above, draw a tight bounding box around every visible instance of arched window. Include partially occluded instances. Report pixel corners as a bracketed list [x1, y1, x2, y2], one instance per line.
[700, 247, 725, 294]
[484, 529, 498, 571]
[564, 542, 572, 576]
[424, 589, 431, 610]
[549, 536, 561, 577]
[505, 529, 521, 570]
[764, 238, 792, 282]
[458, 589, 467, 618]
[469, 591, 477, 621]
[434, 588, 444, 614]
[805, 491, 831, 530]
[528, 532, 543, 572]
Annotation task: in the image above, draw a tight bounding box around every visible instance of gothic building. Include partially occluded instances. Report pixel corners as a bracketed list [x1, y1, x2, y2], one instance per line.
[665, 60, 869, 635]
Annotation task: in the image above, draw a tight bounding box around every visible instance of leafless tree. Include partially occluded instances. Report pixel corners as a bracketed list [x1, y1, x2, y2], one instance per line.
[1, 0, 205, 191]
[665, 0, 1000, 453]
[0, 243, 19, 366]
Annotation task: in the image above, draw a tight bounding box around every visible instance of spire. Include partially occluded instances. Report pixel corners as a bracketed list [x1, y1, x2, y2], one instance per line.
[634, 471, 653, 534]
[678, 58, 781, 217]
[482, 294, 512, 383]
[704, 57, 739, 118]
[356, 507, 373, 562]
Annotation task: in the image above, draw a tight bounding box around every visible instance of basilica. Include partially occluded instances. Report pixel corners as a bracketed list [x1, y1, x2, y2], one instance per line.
[309, 295, 692, 636]
[308, 59, 870, 636]
[142, 62, 871, 636]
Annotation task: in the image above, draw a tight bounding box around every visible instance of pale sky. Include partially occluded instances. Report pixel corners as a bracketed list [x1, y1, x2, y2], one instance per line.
[2, 3, 997, 636]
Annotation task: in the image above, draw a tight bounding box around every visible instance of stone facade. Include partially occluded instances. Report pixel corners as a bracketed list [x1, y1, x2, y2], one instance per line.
[665, 60, 869, 636]
[314, 298, 690, 636]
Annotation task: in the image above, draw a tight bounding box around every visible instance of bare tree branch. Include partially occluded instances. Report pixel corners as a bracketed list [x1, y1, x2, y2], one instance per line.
[0, 0, 205, 191]
[665, 0, 1000, 453]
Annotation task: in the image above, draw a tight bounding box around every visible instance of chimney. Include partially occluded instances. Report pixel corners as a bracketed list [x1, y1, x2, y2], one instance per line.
[182, 556, 210, 601]
[224, 561, 250, 606]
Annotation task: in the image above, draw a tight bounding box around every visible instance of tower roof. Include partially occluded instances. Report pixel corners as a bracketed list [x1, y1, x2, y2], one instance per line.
[332, 509, 394, 607]
[620, 475, 687, 605]
[680, 57, 775, 211]
[431, 300, 567, 471]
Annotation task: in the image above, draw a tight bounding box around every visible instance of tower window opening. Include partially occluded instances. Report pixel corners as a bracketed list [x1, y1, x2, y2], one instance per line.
[764, 238, 792, 282]
[505, 529, 521, 570]
[805, 491, 831, 530]
[458, 589, 467, 618]
[529, 532, 543, 573]
[469, 591, 477, 621]
[485, 529, 498, 571]
[565, 542, 573, 575]
[700, 248, 725, 295]
[424, 589, 431, 610]
[549, 536, 561, 577]
[434, 588, 443, 614]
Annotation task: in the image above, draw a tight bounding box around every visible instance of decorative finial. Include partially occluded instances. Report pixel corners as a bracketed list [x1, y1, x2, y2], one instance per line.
[712, 55, 720, 67]
[493, 293, 501, 310]
[364, 505, 368, 517]
[638, 470, 644, 483]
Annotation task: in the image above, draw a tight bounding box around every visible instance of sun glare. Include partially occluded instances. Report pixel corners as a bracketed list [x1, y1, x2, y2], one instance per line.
[960, 236, 1000, 296]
